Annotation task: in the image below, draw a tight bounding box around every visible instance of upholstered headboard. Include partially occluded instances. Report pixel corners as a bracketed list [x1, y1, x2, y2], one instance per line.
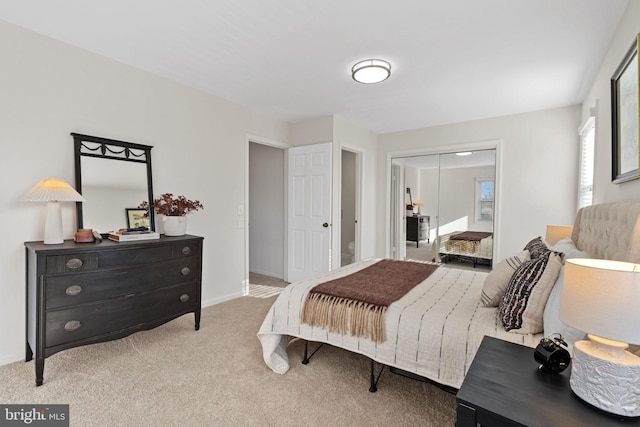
[571, 202, 640, 264]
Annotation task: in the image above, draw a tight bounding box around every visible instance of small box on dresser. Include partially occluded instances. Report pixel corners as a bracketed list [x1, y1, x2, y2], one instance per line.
[24, 234, 204, 386]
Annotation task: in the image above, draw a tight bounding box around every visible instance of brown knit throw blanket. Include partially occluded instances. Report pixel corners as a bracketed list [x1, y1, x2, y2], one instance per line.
[449, 231, 492, 241]
[300, 260, 439, 342]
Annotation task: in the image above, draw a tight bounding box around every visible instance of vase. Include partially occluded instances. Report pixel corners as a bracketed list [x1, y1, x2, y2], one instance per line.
[163, 215, 187, 236]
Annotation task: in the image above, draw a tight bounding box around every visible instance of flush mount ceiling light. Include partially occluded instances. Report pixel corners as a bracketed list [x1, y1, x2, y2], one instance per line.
[352, 59, 391, 84]
[456, 151, 472, 156]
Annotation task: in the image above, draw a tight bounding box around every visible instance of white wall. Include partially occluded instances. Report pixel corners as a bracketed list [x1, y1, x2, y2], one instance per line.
[581, 1, 640, 203]
[0, 20, 290, 365]
[405, 165, 419, 208]
[377, 105, 581, 262]
[418, 167, 439, 224]
[249, 142, 285, 279]
[438, 165, 495, 234]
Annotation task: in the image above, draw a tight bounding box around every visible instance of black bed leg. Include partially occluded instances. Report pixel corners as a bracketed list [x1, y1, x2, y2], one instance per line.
[369, 359, 385, 392]
[301, 340, 324, 365]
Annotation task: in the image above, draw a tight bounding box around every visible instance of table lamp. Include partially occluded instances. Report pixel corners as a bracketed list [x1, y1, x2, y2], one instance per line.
[545, 225, 573, 246]
[560, 258, 640, 417]
[414, 200, 423, 215]
[21, 178, 86, 244]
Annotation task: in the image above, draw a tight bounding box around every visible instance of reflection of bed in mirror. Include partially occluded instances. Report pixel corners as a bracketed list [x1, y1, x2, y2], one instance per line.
[436, 231, 493, 267]
[73, 133, 155, 234]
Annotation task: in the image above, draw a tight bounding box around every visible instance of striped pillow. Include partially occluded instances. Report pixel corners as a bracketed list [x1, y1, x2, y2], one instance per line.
[498, 251, 562, 334]
[481, 250, 530, 306]
[523, 236, 550, 259]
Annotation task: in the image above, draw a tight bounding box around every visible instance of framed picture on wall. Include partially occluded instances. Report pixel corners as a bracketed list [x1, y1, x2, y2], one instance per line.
[611, 33, 640, 184]
[126, 208, 150, 229]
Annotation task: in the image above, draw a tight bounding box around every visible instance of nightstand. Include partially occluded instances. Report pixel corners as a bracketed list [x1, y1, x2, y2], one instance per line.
[456, 336, 640, 426]
[406, 215, 430, 247]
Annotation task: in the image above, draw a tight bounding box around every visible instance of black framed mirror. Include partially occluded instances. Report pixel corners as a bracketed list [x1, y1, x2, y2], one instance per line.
[73, 133, 155, 233]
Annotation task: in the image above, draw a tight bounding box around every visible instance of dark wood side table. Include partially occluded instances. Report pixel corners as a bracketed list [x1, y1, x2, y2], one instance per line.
[456, 336, 640, 427]
[406, 215, 430, 247]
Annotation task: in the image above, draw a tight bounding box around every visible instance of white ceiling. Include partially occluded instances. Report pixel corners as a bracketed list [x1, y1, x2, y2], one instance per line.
[0, 0, 628, 134]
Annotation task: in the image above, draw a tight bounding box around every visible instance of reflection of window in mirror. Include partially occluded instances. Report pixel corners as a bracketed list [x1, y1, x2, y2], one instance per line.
[81, 157, 148, 232]
[475, 178, 494, 222]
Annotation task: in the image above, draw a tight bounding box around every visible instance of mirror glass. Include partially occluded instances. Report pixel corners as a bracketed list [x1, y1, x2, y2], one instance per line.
[73, 134, 154, 234]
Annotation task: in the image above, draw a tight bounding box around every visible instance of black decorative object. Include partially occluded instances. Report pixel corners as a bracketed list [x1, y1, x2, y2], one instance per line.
[534, 334, 571, 374]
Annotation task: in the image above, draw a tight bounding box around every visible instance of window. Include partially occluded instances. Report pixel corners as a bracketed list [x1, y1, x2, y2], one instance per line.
[578, 117, 595, 209]
[475, 178, 494, 221]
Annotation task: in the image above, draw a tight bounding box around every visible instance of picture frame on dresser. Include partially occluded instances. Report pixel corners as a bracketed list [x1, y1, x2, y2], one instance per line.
[126, 208, 150, 229]
[611, 33, 640, 184]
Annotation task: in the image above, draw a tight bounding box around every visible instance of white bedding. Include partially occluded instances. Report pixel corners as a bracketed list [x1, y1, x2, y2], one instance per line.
[258, 258, 541, 389]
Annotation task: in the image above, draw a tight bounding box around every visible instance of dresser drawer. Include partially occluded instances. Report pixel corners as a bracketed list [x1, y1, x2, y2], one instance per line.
[46, 253, 99, 273]
[45, 282, 199, 348]
[45, 257, 200, 309]
[98, 241, 201, 268]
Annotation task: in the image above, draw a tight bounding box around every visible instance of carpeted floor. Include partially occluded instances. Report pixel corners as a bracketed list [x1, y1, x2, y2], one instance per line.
[249, 272, 289, 287]
[1, 296, 456, 426]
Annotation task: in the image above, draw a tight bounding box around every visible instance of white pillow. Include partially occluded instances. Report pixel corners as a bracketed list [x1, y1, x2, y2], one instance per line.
[549, 237, 590, 261]
[480, 250, 530, 307]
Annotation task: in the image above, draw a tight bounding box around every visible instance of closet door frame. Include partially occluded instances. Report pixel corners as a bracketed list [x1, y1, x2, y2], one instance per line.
[384, 139, 502, 261]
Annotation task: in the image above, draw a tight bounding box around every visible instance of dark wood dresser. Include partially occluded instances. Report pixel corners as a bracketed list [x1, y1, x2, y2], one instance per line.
[406, 215, 430, 247]
[24, 234, 203, 386]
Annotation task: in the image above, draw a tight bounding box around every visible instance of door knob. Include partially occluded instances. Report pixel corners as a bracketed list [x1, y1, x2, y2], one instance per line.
[322, 223, 329, 228]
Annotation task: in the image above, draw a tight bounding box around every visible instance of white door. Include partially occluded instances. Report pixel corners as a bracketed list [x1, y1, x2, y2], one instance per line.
[287, 142, 332, 283]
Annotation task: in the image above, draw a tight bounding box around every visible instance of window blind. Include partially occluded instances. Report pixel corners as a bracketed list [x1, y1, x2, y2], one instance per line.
[578, 119, 595, 209]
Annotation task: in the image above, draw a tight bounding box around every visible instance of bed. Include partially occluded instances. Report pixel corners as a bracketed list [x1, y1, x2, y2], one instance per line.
[258, 202, 640, 390]
[436, 231, 493, 267]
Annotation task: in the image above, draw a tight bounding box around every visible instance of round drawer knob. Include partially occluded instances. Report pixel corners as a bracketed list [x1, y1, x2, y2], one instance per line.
[64, 320, 82, 332]
[181, 267, 191, 276]
[65, 285, 83, 296]
[66, 258, 83, 269]
[181, 246, 192, 255]
[179, 294, 190, 303]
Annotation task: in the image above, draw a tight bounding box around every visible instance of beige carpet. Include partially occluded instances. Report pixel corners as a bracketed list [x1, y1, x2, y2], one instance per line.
[1, 296, 456, 426]
[249, 272, 289, 287]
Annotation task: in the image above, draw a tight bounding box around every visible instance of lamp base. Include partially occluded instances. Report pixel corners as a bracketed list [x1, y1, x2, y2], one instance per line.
[570, 337, 640, 417]
[44, 201, 64, 245]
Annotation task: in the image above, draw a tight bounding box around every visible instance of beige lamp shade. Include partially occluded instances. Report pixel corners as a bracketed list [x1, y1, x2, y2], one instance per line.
[545, 225, 573, 246]
[21, 178, 85, 202]
[560, 258, 640, 345]
[21, 178, 85, 244]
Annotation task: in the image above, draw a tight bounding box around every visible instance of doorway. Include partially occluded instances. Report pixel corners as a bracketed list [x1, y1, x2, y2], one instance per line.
[248, 141, 287, 288]
[341, 149, 358, 266]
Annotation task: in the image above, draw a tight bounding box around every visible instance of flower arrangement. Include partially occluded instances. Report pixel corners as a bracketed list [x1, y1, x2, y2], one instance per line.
[139, 193, 204, 216]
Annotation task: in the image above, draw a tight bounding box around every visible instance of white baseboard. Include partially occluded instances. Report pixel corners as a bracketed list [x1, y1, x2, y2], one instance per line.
[0, 352, 25, 367]
[249, 268, 284, 280]
[202, 291, 244, 308]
